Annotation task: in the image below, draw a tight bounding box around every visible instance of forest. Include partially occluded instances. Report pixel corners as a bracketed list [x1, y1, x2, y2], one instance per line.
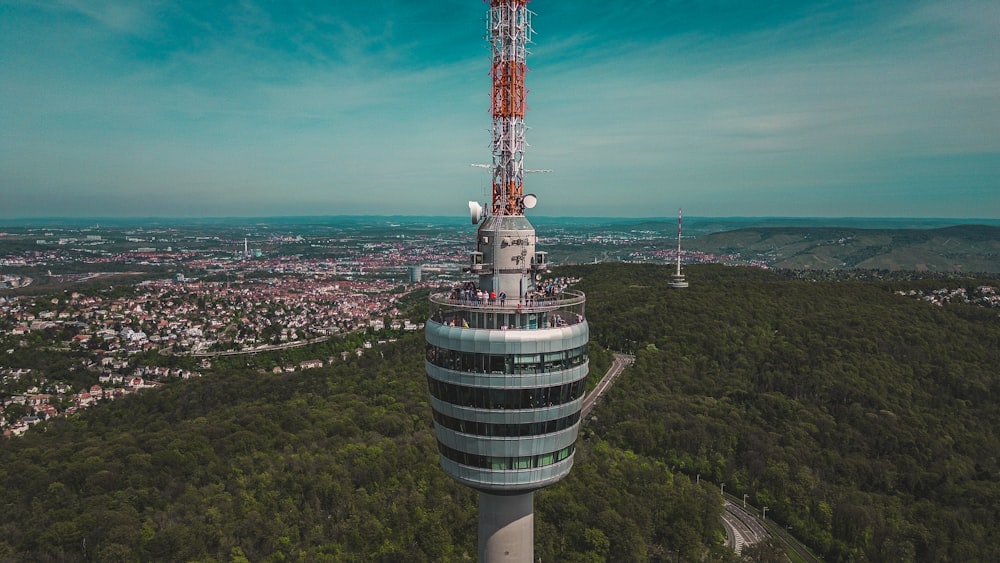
[576, 263, 1000, 561]
[2, 263, 998, 561]
[1, 330, 724, 561]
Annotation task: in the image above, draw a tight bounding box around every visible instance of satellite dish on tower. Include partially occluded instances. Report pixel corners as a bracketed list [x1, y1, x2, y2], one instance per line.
[469, 201, 483, 224]
[522, 194, 537, 209]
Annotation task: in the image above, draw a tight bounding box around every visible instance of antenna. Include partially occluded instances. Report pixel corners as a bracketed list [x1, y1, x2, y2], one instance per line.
[471, 164, 547, 220]
[471, 163, 552, 174]
[487, 0, 534, 217]
[669, 208, 689, 288]
[469, 201, 483, 224]
[676, 209, 682, 276]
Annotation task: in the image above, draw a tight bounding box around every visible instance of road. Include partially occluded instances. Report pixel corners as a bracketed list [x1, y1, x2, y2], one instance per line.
[721, 498, 769, 554]
[189, 335, 334, 358]
[582, 352, 634, 419]
[720, 492, 823, 562]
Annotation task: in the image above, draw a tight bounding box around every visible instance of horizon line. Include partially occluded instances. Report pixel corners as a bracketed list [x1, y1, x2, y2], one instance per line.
[1, 215, 998, 222]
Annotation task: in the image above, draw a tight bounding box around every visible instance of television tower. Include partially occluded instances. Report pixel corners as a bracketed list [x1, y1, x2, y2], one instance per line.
[425, 2, 590, 561]
[669, 208, 689, 288]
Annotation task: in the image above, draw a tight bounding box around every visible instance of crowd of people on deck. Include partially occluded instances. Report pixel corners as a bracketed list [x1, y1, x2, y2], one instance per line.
[434, 278, 586, 329]
[449, 281, 507, 306]
[447, 278, 574, 308]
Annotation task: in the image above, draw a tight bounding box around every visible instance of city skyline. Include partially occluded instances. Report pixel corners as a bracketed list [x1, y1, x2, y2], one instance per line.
[2, 0, 998, 219]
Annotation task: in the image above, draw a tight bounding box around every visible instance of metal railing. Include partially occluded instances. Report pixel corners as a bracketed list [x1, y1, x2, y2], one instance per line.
[428, 290, 586, 331]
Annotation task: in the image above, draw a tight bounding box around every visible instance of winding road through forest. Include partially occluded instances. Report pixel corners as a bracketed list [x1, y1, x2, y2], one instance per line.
[582, 352, 633, 419]
[582, 352, 820, 560]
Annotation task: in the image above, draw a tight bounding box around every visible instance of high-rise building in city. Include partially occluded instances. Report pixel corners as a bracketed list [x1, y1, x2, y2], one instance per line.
[424, 2, 590, 561]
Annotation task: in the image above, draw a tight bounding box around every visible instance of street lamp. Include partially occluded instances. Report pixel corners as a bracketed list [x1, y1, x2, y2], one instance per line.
[762, 506, 769, 520]
[743, 494, 748, 508]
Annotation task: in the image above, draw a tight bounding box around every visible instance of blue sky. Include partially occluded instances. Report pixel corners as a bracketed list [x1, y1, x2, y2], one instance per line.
[1, 0, 998, 219]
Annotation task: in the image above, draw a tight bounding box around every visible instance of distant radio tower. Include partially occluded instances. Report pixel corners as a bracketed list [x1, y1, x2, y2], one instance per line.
[669, 208, 689, 288]
[425, 2, 590, 561]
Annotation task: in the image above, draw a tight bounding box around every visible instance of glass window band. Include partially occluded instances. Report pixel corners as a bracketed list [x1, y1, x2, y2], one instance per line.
[437, 441, 575, 471]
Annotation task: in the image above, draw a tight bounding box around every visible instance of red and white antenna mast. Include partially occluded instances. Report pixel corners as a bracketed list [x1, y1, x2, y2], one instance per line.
[488, 0, 533, 217]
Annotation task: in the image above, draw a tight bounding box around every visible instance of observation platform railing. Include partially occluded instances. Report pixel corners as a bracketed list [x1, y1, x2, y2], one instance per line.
[428, 290, 586, 331]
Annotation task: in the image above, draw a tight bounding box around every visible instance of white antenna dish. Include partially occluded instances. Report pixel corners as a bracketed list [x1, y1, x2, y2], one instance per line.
[469, 201, 483, 224]
[522, 194, 538, 209]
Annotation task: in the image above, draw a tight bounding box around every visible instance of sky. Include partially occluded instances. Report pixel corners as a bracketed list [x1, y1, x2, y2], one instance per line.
[1, 0, 998, 219]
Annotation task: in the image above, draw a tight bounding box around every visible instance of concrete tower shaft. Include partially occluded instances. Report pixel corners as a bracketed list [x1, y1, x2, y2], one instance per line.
[473, 214, 543, 300]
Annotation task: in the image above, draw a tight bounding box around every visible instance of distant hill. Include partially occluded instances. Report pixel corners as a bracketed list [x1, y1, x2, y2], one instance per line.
[687, 224, 1000, 273]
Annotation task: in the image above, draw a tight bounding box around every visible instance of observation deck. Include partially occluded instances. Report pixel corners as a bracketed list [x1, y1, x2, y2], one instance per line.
[428, 290, 585, 331]
[425, 289, 589, 493]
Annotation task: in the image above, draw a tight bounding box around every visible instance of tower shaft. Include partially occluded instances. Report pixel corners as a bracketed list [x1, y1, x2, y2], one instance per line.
[479, 491, 534, 561]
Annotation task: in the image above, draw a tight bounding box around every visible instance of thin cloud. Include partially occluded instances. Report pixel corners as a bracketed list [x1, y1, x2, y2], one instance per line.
[1, 0, 996, 218]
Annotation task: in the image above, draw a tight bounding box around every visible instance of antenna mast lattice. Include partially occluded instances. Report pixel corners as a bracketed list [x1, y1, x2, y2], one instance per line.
[488, 0, 532, 216]
[670, 208, 689, 288]
[676, 209, 683, 276]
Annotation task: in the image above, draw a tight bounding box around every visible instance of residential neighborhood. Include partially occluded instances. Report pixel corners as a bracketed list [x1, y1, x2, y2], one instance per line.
[1, 220, 451, 438]
[0, 263, 430, 437]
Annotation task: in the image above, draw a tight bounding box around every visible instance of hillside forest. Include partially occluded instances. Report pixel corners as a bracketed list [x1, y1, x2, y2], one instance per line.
[579, 264, 1000, 561]
[1, 263, 998, 561]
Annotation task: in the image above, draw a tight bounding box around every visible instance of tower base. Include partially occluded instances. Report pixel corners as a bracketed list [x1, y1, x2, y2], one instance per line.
[479, 491, 534, 563]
